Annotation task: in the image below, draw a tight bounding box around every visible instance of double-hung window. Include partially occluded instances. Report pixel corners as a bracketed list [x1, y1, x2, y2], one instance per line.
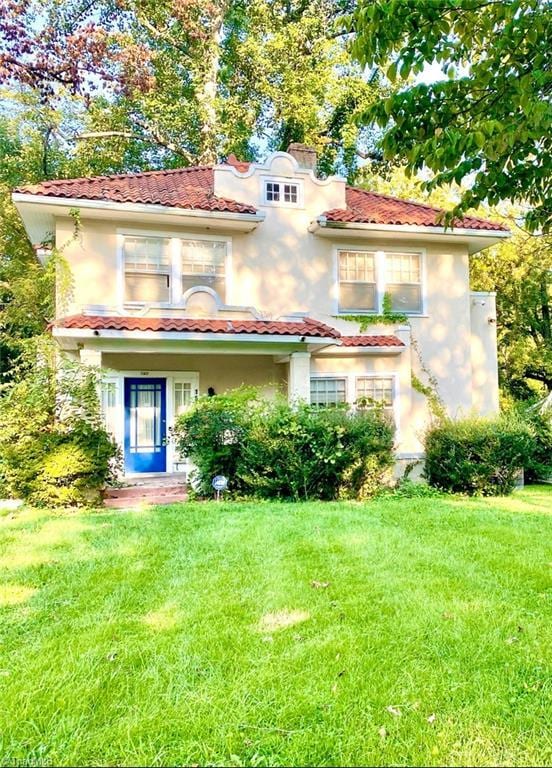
[173, 381, 193, 416]
[122, 234, 228, 305]
[181, 239, 226, 299]
[310, 377, 347, 407]
[338, 249, 423, 314]
[310, 375, 397, 419]
[338, 251, 377, 312]
[385, 252, 422, 313]
[124, 236, 171, 303]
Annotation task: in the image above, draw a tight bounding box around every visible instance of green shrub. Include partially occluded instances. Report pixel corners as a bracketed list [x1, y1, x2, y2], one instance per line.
[0, 338, 120, 507]
[424, 415, 534, 496]
[516, 405, 552, 482]
[388, 478, 444, 499]
[173, 389, 395, 500]
[171, 387, 259, 496]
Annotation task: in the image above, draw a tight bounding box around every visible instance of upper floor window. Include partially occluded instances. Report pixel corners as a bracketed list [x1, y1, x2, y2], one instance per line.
[263, 178, 301, 206]
[338, 249, 423, 315]
[338, 251, 377, 312]
[385, 252, 422, 313]
[181, 239, 226, 298]
[124, 236, 171, 303]
[122, 234, 228, 305]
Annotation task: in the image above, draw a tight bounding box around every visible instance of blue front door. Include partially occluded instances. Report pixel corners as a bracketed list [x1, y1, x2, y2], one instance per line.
[124, 378, 167, 473]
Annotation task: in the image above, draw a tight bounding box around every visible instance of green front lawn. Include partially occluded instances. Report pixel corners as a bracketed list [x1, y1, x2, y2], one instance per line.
[1, 487, 551, 767]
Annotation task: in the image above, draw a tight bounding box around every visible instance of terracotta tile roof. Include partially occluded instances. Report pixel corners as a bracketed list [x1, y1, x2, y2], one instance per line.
[55, 314, 405, 347]
[15, 166, 257, 214]
[225, 154, 252, 173]
[323, 187, 508, 232]
[341, 335, 404, 347]
[55, 314, 341, 338]
[16, 158, 506, 232]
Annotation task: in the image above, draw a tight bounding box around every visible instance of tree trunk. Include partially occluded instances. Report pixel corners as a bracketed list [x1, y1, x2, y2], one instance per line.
[196, 1, 227, 165]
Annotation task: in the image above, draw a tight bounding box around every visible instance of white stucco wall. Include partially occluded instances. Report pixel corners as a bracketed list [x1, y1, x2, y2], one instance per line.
[470, 291, 500, 414]
[49, 151, 501, 461]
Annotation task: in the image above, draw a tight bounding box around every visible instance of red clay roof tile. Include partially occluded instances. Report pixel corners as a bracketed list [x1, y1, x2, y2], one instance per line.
[55, 314, 341, 338]
[55, 315, 405, 347]
[15, 161, 506, 232]
[340, 335, 404, 347]
[16, 166, 256, 214]
[323, 187, 508, 232]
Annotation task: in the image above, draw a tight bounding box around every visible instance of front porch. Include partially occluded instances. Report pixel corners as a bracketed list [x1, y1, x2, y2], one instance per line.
[54, 312, 411, 478]
[97, 352, 296, 477]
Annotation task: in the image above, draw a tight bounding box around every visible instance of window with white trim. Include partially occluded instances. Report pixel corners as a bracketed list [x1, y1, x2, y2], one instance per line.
[355, 376, 394, 413]
[310, 377, 347, 407]
[263, 179, 300, 205]
[338, 250, 377, 312]
[337, 248, 423, 314]
[123, 236, 171, 302]
[173, 381, 193, 416]
[181, 239, 226, 300]
[101, 380, 119, 437]
[385, 252, 422, 313]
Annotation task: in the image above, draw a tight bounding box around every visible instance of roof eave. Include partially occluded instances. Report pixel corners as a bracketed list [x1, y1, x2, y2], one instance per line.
[52, 326, 338, 349]
[314, 343, 404, 356]
[12, 193, 265, 244]
[309, 216, 510, 253]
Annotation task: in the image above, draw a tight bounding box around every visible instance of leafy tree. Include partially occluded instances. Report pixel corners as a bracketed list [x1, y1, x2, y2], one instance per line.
[66, 0, 384, 173]
[0, 0, 152, 98]
[357, 163, 552, 397]
[0, 0, 383, 174]
[0, 96, 91, 380]
[471, 227, 552, 396]
[348, 0, 552, 231]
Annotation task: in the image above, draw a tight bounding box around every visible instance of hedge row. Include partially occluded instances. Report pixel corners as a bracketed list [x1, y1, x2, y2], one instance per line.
[173, 388, 395, 500]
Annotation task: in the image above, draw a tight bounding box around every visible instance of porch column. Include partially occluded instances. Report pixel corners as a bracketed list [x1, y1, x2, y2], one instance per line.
[288, 351, 311, 403]
[79, 347, 102, 368]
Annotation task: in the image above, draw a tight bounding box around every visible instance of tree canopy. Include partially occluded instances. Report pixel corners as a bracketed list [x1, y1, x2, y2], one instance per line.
[0, 0, 381, 174]
[0, 0, 382, 378]
[472, 227, 552, 396]
[348, 0, 552, 231]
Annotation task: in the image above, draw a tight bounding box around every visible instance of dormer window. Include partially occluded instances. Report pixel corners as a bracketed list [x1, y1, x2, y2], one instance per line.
[262, 178, 302, 207]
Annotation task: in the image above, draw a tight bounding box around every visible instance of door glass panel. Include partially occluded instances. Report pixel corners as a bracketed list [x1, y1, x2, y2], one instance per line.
[129, 382, 162, 453]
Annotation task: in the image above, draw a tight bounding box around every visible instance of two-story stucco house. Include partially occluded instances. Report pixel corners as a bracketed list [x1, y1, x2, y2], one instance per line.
[13, 145, 509, 478]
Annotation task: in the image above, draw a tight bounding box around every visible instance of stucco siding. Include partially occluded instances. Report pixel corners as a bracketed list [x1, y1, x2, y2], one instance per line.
[49, 151, 502, 474]
[101, 352, 286, 400]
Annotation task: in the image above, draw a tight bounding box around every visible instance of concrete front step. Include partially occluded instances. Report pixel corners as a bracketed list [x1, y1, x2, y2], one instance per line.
[105, 483, 186, 500]
[104, 482, 188, 507]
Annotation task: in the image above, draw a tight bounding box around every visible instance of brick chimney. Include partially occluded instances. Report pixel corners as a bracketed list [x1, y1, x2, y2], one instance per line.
[287, 143, 317, 171]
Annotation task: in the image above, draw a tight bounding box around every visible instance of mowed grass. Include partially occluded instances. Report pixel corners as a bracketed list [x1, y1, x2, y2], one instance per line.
[0, 487, 551, 767]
